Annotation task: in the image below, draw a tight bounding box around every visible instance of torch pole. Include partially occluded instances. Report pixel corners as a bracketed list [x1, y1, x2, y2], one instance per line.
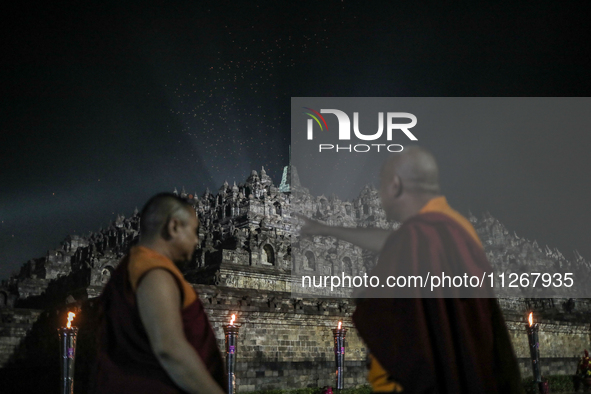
[332, 327, 347, 390]
[57, 327, 78, 394]
[224, 324, 240, 394]
[526, 322, 542, 384]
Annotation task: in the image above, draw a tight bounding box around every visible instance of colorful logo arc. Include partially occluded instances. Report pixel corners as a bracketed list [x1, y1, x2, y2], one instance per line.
[302, 107, 328, 131]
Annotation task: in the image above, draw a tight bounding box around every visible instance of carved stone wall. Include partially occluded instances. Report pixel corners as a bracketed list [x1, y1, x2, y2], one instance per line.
[0, 309, 42, 368]
[1, 165, 591, 390]
[198, 285, 367, 391]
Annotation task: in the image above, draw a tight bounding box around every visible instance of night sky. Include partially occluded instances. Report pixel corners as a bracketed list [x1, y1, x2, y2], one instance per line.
[2, 1, 591, 280]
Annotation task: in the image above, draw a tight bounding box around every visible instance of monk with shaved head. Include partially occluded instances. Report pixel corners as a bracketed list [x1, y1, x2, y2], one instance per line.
[379, 146, 441, 222]
[95, 193, 226, 394]
[299, 147, 522, 393]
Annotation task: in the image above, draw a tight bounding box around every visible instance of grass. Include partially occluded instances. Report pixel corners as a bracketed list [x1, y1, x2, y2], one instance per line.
[523, 375, 580, 393]
[243, 376, 586, 394]
[244, 386, 372, 394]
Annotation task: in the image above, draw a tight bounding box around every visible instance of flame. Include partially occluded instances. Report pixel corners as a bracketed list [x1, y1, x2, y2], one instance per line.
[230, 314, 235, 326]
[528, 312, 533, 327]
[338, 321, 342, 330]
[66, 312, 76, 329]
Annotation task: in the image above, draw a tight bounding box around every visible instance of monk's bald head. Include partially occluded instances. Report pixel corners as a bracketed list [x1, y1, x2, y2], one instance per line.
[382, 146, 440, 195]
[139, 193, 196, 241]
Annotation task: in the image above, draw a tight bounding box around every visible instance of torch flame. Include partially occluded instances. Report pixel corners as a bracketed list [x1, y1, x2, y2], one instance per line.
[528, 312, 533, 327]
[230, 314, 235, 326]
[338, 321, 342, 330]
[66, 312, 76, 329]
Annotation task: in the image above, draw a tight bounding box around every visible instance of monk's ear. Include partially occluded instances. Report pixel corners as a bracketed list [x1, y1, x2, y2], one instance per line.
[162, 216, 180, 240]
[170, 217, 182, 235]
[392, 174, 403, 198]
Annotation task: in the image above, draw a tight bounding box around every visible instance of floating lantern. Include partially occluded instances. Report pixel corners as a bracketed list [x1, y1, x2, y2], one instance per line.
[58, 312, 78, 394]
[332, 320, 347, 389]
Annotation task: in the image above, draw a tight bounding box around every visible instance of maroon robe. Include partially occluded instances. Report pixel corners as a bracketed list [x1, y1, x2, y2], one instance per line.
[93, 255, 226, 393]
[353, 212, 522, 393]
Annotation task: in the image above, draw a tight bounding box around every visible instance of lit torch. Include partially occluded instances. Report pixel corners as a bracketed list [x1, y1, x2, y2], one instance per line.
[526, 312, 542, 390]
[66, 312, 75, 329]
[223, 314, 240, 394]
[332, 320, 347, 389]
[58, 311, 79, 394]
[528, 312, 533, 327]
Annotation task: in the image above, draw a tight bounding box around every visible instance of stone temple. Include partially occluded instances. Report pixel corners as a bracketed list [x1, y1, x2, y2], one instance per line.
[1, 164, 591, 392]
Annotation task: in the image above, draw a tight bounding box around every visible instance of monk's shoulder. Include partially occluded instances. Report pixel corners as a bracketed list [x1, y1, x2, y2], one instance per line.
[381, 216, 436, 252]
[395, 212, 448, 235]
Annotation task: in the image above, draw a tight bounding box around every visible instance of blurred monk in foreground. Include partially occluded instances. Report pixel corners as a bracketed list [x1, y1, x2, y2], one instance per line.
[94, 193, 226, 394]
[299, 146, 522, 393]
